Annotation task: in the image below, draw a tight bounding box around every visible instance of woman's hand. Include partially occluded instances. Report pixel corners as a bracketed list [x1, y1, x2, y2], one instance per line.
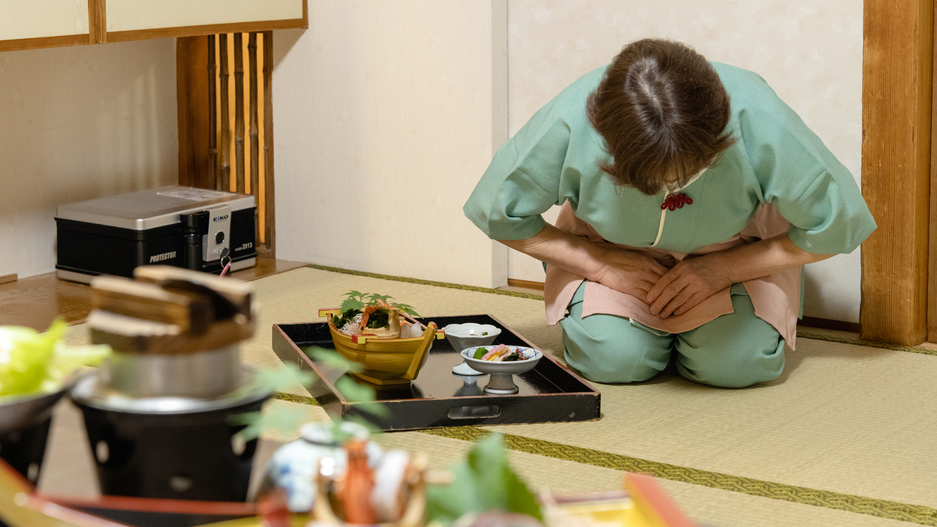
[498, 224, 673, 305]
[595, 247, 671, 304]
[646, 234, 835, 318]
[646, 253, 734, 318]
[500, 226, 833, 318]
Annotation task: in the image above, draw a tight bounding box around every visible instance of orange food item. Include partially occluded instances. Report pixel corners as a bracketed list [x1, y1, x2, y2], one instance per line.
[340, 439, 377, 524]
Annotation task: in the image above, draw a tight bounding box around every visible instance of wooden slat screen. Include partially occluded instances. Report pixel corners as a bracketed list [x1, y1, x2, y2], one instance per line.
[178, 32, 274, 257]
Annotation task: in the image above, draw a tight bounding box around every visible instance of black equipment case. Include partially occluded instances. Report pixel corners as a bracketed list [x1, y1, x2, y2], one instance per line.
[55, 186, 256, 283]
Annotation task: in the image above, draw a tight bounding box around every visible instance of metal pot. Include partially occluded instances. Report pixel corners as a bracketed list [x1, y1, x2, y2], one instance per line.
[71, 367, 269, 501]
[0, 387, 68, 485]
[71, 266, 271, 502]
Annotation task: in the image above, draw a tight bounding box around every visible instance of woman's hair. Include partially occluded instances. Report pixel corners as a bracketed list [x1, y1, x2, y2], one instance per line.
[587, 39, 735, 195]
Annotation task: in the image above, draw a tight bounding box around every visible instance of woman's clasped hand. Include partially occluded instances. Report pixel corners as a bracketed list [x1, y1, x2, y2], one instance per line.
[595, 247, 735, 319]
[645, 253, 735, 318]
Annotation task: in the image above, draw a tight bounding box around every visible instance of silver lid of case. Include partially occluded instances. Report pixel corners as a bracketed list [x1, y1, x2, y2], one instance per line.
[55, 186, 256, 231]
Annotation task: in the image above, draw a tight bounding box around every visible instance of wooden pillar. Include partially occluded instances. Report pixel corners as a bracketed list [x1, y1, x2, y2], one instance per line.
[260, 31, 276, 258]
[208, 35, 218, 189]
[861, 0, 933, 345]
[929, 5, 937, 342]
[219, 33, 231, 191]
[249, 33, 261, 247]
[89, 0, 106, 44]
[234, 33, 246, 194]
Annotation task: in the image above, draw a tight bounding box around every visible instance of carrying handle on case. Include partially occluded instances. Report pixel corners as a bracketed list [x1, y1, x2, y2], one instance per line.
[219, 248, 232, 277]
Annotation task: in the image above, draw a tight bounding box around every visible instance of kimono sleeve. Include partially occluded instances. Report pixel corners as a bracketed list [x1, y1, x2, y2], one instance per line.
[755, 120, 876, 255]
[718, 63, 876, 255]
[463, 120, 571, 241]
[779, 168, 876, 255]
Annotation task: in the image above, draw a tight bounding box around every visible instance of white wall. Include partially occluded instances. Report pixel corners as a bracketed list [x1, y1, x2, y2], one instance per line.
[273, 0, 508, 288]
[106, 0, 303, 32]
[0, 0, 865, 324]
[0, 0, 89, 40]
[0, 39, 178, 279]
[505, 0, 864, 323]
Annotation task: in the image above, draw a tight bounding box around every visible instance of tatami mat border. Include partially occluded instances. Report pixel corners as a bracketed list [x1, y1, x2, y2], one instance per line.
[306, 264, 937, 357]
[422, 427, 937, 526]
[272, 390, 937, 525]
[273, 392, 320, 406]
[307, 264, 545, 300]
[796, 331, 937, 356]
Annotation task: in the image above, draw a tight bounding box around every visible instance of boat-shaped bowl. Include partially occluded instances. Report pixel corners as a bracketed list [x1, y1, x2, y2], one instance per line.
[318, 308, 441, 385]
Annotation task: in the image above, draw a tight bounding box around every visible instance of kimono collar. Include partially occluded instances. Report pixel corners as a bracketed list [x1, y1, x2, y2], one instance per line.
[663, 166, 707, 194]
[650, 166, 708, 248]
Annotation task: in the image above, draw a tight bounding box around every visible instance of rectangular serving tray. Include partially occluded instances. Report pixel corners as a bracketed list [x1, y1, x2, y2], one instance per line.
[272, 314, 601, 431]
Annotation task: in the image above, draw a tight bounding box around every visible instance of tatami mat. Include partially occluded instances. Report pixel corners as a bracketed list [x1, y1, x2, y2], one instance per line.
[57, 266, 937, 526]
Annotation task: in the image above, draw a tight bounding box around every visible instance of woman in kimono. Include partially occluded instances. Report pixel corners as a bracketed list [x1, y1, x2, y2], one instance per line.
[464, 39, 876, 388]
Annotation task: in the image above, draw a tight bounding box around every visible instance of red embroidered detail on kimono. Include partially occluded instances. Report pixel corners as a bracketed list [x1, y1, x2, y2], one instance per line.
[661, 193, 693, 211]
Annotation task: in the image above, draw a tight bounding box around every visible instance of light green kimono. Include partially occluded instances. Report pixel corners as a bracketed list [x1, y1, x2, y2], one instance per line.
[463, 62, 876, 387]
[465, 62, 874, 255]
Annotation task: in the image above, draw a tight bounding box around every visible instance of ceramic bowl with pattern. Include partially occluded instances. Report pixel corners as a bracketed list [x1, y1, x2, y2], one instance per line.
[459, 345, 542, 394]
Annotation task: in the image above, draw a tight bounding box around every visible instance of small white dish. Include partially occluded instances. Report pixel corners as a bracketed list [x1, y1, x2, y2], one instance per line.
[460, 345, 542, 394]
[443, 323, 501, 351]
[452, 361, 484, 376]
[445, 323, 502, 376]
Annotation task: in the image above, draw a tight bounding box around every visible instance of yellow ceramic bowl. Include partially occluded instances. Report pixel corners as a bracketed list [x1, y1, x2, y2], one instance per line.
[320, 309, 441, 386]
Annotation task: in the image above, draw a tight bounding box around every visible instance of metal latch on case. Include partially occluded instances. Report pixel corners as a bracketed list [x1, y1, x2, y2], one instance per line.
[202, 205, 232, 263]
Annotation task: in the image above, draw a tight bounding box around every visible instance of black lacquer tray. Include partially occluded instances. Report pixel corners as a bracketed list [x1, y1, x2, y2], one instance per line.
[271, 314, 601, 431]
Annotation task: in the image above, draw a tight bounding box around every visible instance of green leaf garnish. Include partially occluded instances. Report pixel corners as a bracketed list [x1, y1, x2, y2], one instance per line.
[307, 347, 363, 373]
[339, 290, 368, 313]
[229, 346, 388, 443]
[425, 433, 542, 524]
[333, 291, 421, 326]
[331, 309, 361, 329]
[229, 405, 311, 442]
[336, 376, 377, 403]
[229, 362, 315, 401]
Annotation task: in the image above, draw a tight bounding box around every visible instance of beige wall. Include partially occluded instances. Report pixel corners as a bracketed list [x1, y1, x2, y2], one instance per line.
[0, 39, 178, 280]
[0, 0, 89, 40]
[273, 0, 864, 321]
[505, 0, 864, 322]
[106, 0, 303, 32]
[0, 0, 864, 323]
[272, 0, 508, 287]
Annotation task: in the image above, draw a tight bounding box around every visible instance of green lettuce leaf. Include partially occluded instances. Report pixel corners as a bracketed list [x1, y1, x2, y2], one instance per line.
[0, 318, 110, 398]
